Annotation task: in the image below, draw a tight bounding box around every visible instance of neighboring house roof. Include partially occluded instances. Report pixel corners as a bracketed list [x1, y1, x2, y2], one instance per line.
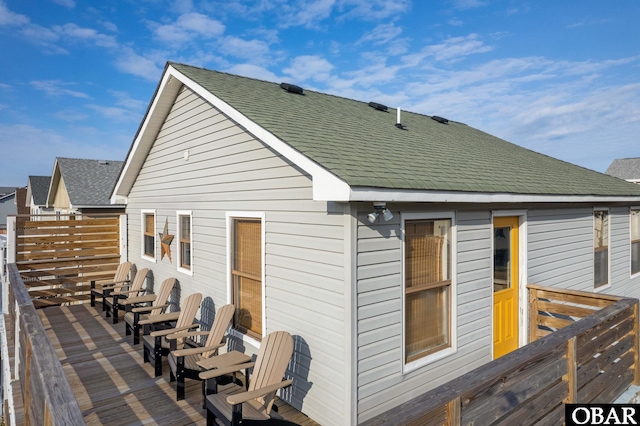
[49, 158, 124, 208]
[27, 175, 51, 206]
[0, 187, 15, 197]
[113, 62, 640, 204]
[605, 158, 640, 182]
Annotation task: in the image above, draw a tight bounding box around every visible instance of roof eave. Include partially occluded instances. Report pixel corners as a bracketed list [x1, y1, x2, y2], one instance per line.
[342, 187, 640, 203]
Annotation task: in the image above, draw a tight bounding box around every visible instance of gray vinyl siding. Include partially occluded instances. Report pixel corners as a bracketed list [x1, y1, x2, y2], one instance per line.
[125, 86, 346, 426]
[527, 206, 640, 299]
[527, 208, 593, 291]
[356, 207, 493, 423]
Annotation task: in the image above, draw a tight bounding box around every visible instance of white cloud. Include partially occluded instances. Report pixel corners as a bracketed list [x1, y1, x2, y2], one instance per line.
[51, 0, 75, 9]
[113, 48, 164, 81]
[53, 109, 88, 122]
[53, 23, 118, 47]
[0, 1, 29, 26]
[109, 90, 146, 111]
[358, 23, 403, 45]
[30, 80, 89, 98]
[86, 104, 137, 121]
[452, 0, 487, 10]
[283, 55, 334, 83]
[153, 12, 225, 46]
[402, 33, 493, 65]
[219, 36, 272, 62]
[224, 64, 280, 82]
[338, 0, 411, 21]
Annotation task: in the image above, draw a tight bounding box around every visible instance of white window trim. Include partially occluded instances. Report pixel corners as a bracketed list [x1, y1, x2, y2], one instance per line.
[141, 209, 156, 263]
[630, 206, 640, 279]
[593, 207, 611, 291]
[226, 211, 266, 348]
[176, 210, 193, 276]
[401, 211, 457, 374]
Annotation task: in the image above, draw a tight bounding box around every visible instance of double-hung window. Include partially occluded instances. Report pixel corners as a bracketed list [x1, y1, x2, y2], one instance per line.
[229, 215, 263, 340]
[142, 210, 156, 261]
[631, 209, 640, 276]
[403, 213, 454, 368]
[177, 211, 193, 275]
[594, 209, 609, 288]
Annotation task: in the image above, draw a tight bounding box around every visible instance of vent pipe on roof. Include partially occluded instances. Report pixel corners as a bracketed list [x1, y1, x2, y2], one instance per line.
[395, 108, 404, 129]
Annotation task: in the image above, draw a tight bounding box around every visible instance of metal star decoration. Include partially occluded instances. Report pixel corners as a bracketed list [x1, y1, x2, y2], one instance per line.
[159, 217, 174, 262]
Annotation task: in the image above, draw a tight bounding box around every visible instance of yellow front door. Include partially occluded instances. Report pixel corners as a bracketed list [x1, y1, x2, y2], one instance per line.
[493, 216, 520, 359]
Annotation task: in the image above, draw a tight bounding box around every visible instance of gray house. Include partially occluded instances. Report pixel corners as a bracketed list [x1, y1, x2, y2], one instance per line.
[26, 175, 53, 217]
[111, 63, 640, 425]
[47, 157, 125, 216]
[606, 157, 640, 184]
[0, 191, 16, 233]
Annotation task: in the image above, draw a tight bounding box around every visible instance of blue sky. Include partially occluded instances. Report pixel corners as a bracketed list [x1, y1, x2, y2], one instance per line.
[1, 0, 639, 186]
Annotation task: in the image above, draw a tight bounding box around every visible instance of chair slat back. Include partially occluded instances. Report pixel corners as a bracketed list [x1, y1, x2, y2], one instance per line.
[202, 304, 234, 358]
[176, 293, 202, 329]
[248, 331, 293, 411]
[126, 267, 149, 296]
[150, 277, 176, 316]
[174, 293, 202, 347]
[113, 261, 133, 292]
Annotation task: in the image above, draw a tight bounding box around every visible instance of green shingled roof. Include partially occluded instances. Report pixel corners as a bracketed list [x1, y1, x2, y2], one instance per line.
[171, 62, 640, 197]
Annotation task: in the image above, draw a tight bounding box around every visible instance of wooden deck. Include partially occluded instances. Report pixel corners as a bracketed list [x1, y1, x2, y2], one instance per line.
[37, 304, 318, 426]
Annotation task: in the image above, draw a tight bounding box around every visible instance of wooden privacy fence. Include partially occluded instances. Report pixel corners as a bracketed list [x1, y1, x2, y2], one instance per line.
[14, 215, 122, 308]
[5, 263, 84, 425]
[361, 284, 639, 426]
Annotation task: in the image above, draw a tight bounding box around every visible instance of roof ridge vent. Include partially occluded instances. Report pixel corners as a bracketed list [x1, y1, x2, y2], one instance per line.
[280, 82, 304, 95]
[98, 160, 109, 165]
[368, 102, 388, 112]
[431, 116, 449, 124]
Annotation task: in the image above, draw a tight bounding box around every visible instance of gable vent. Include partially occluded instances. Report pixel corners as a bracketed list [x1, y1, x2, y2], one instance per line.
[280, 82, 304, 95]
[368, 102, 388, 112]
[431, 116, 449, 124]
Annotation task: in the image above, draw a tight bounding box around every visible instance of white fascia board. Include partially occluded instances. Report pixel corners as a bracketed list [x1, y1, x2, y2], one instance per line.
[347, 187, 640, 203]
[110, 71, 183, 204]
[168, 66, 351, 202]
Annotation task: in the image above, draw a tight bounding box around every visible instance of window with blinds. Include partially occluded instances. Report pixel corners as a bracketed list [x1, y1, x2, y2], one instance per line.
[404, 218, 452, 363]
[632, 209, 640, 275]
[231, 218, 262, 340]
[179, 214, 191, 270]
[143, 212, 155, 258]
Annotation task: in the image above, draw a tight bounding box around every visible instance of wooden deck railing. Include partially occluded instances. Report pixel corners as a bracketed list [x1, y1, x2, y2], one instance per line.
[361, 284, 640, 426]
[11, 214, 123, 308]
[5, 262, 84, 425]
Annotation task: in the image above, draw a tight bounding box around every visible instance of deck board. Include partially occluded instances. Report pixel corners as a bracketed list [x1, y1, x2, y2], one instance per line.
[38, 304, 318, 426]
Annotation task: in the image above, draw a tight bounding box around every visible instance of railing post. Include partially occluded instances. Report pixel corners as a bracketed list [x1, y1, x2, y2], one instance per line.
[565, 336, 577, 403]
[119, 213, 128, 262]
[447, 397, 461, 426]
[6, 216, 16, 265]
[634, 302, 640, 385]
[14, 300, 20, 381]
[528, 286, 538, 343]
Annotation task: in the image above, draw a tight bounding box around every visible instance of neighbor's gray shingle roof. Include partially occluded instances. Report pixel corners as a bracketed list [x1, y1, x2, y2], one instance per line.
[28, 175, 51, 205]
[605, 158, 640, 181]
[57, 158, 124, 206]
[172, 63, 640, 197]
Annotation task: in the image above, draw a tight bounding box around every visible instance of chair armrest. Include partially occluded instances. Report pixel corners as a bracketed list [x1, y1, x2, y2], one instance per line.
[113, 288, 144, 296]
[199, 362, 256, 380]
[150, 323, 199, 337]
[172, 343, 224, 357]
[122, 294, 157, 306]
[138, 311, 179, 324]
[166, 330, 211, 339]
[101, 279, 130, 288]
[227, 379, 293, 405]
